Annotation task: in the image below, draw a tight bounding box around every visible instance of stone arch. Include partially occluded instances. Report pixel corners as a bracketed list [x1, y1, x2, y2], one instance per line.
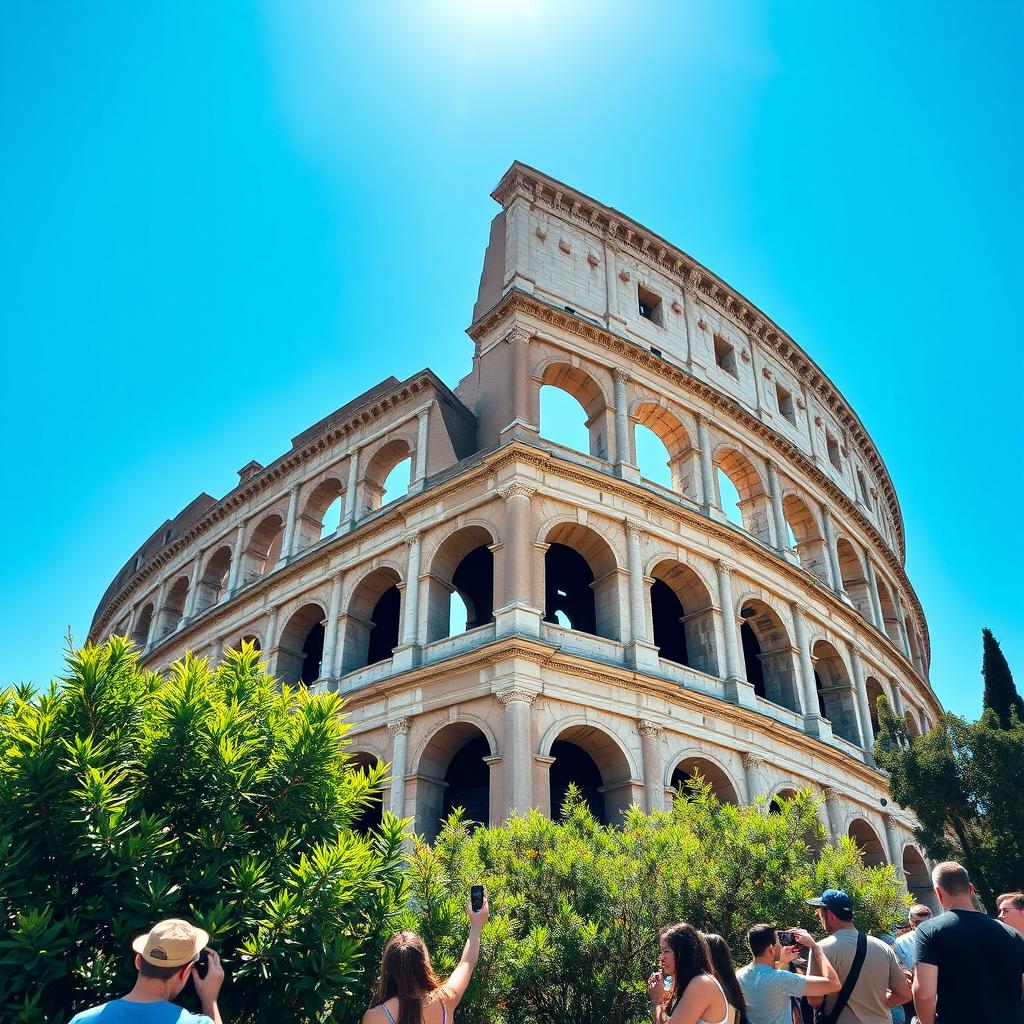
[131, 602, 155, 649]
[668, 751, 741, 805]
[228, 631, 262, 653]
[738, 598, 800, 712]
[537, 360, 612, 461]
[633, 401, 698, 498]
[413, 719, 497, 840]
[903, 844, 937, 910]
[295, 476, 346, 551]
[157, 575, 190, 638]
[349, 750, 385, 834]
[904, 709, 921, 738]
[836, 537, 873, 621]
[848, 817, 888, 866]
[713, 446, 773, 543]
[425, 524, 497, 643]
[195, 545, 232, 613]
[811, 639, 861, 743]
[648, 559, 718, 675]
[340, 565, 403, 673]
[769, 785, 800, 813]
[363, 437, 414, 514]
[275, 601, 327, 685]
[542, 719, 636, 825]
[782, 491, 829, 581]
[864, 676, 885, 741]
[241, 513, 285, 585]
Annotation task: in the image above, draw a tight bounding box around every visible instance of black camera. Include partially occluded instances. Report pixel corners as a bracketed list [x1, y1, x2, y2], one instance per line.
[777, 930, 796, 946]
[471, 885, 485, 912]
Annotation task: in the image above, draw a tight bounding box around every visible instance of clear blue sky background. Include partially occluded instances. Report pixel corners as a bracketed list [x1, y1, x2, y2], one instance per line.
[1, 1, 1021, 718]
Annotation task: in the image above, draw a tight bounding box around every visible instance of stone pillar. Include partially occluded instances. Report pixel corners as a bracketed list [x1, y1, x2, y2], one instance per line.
[791, 603, 831, 741]
[412, 407, 430, 488]
[393, 532, 422, 671]
[848, 645, 873, 753]
[226, 523, 247, 594]
[638, 720, 664, 813]
[766, 461, 790, 555]
[716, 561, 756, 707]
[820, 505, 845, 599]
[625, 521, 659, 669]
[697, 415, 716, 513]
[742, 752, 766, 805]
[495, 483, 540, 637]
[264, 605, 279, 656]
[343, 450, 360, 528]
[184, 552, 203, 621]
[501, 326, 537, 441]
[865, 558, 884, 632]
[277, 484, 300, 567]
[894, 599, 912, 659]
[821, 785, 843, 840]
[612, 369, 636, 478]
[387, 718, 411, 818]
[603, 241, 625, 330]
[319, 573, 343, 680]
[209, 636, 223, 665]
[890, 678, 906, 719]
[497, 687, 538, 815]
[882, 813, 904, 872]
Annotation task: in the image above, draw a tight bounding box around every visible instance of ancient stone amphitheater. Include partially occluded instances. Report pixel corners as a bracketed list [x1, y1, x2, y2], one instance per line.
[90, 163, 940, 905]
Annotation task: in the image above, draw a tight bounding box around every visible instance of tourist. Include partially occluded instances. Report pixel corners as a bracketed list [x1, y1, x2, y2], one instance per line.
[805, 889, 911, 1024]
[363, 893, 488, 1024]
[892, 904, 932, 970]
[911, 862, 1024, 1024]
[997, 891, 1024, 936]
[737, 923, 840, 1024]
[646, 923, 734, 1024]
[68, 918, 224, 1024]
[702, 933, 749, 1024]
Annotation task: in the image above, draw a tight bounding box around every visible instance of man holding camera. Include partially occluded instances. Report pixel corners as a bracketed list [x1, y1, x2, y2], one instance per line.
[737, 923, 841, 1024]
[805, 889, 911, 1024]
[69, 918, 225, 1024]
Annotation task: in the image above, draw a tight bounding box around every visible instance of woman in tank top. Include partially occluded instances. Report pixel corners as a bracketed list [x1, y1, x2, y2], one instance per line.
[646, 922, 735, 1024]
[701, 933, 748, 1024]
[362, 894, 489, 1024]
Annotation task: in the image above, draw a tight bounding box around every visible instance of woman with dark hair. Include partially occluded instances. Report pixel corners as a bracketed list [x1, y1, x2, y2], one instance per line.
[646, 922, 733, 1024]
[363, 895, 489, 1024]
[701, 933, 747, 1024]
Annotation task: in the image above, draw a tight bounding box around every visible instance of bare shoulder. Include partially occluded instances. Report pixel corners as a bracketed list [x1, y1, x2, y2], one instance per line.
[362, 1006, 388, 1024]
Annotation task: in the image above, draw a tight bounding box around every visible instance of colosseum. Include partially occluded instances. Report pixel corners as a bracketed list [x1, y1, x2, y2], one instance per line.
[90, 162, 941, 906]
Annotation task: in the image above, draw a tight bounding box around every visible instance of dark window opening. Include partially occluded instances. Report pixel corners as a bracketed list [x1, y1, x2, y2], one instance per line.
[300, 621, 325, 683]
[714, 335, 737, 378]
[550, 740, 605, 823]
[857, 470, 872, 508]
[367, 586, 401, 665]
[638, 283, 663, 326]
[814, 670, 827, 717]
[740, 621, 766, 699]
[442, 735, 490, 827]
[351, 755, 384, 835]
[544, 543, 597, 634]
[826, 433, 842, 472]
[775, 383, 796, 425]
[451, 545, 494, 632]
[651, 579, 689, 666]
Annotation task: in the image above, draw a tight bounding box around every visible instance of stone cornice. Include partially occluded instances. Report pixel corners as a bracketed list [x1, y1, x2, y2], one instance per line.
[488, 162, 904, 556]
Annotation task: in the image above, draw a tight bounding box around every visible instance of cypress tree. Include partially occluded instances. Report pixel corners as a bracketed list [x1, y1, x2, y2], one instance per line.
[982, 627, 1024, 729]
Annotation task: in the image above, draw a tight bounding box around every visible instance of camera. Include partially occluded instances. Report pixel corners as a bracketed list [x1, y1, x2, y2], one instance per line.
[471, 885, 485, 912]
[777, 930, 796, 946]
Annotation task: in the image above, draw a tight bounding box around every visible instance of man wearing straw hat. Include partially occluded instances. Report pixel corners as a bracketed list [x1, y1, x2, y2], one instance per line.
[69, 918, 225, 1024]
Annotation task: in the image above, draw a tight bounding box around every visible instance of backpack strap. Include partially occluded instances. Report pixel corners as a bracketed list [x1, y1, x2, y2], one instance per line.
[818, 931, 868, 1024]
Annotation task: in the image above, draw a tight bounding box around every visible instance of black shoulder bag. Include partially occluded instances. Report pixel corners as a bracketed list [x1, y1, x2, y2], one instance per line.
[814, 931, 868, 1024]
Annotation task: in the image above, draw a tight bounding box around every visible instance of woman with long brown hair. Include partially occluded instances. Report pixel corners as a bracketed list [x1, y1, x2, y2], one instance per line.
[701, 933, 747, 1024]
[646, 922, 733, 1024]
[362, 894, 489, 1024]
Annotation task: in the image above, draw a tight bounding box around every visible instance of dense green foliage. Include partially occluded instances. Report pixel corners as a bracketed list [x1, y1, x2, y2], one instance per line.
[406, 785, 908, 1024]
[981, 627, 1024, 730]
[875, 693, 1024, 911]
[0, 639, 407, 1024]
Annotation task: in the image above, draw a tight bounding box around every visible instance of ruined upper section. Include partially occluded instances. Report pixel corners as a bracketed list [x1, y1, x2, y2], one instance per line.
[472, 162, 905, 563]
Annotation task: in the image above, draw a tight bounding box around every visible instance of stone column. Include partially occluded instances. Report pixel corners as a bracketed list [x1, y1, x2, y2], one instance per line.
[865, 558, 884, 632]
[791, 603, 830, 740]
[498, 687, 538, 814]
[387, 718, 411, 818]
[821, 785, 843, 840]
[894, 598, 912, 659]
[264, 605, 279, 655]
[766, 460, 790, 554]
[393, 532, 422, 670]
[697, 415, 716, 513]
[890, 678, 906, 719]
[209, 636, 223, 664]
[226, 523, 247, 594]
[412, 407, 430, 488]
[184, 552, 203, 621]
[716, 560, 741, 681]
[848, 645, 873, 753]
[820, 505, 845, 598]
[495, 483, 540, 637]
[343, 450, 360, 527]
[625, 521, 658, 669]
[742, 752, 766, 805]
[277, 484, 300, 567]
[319, 573, 343, 679]
[612, 369, 636, 477]
[882, 813, 904, 872]
[638, 720, 664, 813]
[501, 326, 537, 441]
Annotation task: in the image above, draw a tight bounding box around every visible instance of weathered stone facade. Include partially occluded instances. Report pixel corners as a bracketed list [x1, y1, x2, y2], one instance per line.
[90, 163, 939, 906]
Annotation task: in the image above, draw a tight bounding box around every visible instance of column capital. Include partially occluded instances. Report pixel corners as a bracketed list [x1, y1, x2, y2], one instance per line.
[638, 719, 663, 738]
[741, 751, 765, 771]
[403, 530, 423, 548]
[503, 324, 532, 346]
[498, 482, 536, 503]
[624, 518, 645, 538]
[612, 367, 630, 385]
[714, 558, 735, 577]
[387, 717, 411, 737]
[882, 812, 900, 830]
[821, 503, 834, 522]
[820, 785, 841, 803]
[496, 686, 539, 707]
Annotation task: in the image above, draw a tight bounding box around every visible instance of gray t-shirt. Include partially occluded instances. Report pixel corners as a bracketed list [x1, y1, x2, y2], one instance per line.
[737, 962, 808, 1024]
[811, 929, 905, 1024]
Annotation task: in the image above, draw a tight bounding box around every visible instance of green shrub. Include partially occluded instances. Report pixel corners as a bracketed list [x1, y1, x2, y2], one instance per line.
[406, 784, 908, 1024]
[0, 638, 406, 1024]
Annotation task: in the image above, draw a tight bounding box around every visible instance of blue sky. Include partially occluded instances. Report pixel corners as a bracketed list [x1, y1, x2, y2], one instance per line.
[1, 1, 1020, 718]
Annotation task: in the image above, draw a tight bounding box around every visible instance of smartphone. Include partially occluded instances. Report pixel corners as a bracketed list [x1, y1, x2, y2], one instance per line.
[471, 885, 485, 912]
[777, 930, 795, 946]
[194, 950, 209, 978]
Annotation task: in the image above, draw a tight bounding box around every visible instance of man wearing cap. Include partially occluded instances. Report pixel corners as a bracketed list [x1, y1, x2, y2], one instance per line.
[804, 889, 911, 1024]
[69, 918, 225, 1024]
[892, 904, 932, 971]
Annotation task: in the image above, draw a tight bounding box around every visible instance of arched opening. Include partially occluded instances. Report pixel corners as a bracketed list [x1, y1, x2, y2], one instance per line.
[714, 449, 772, 543]
[649, 561, 718, 675]
[363, 439, 413, 515]
[276, 603, 326, 685]
[875, 578, 903, 647]
[849, 818, 887, 867]
[538, 362, 610, 461]
[812, 640, 860, 743]
[904, 710, 921, 739]
[157, 576, 189, 638]
[836, 538, 873, 621]
[543, 523, 621, 641]
[670, 755, 740, 805]
[769, 787, 799, 814]
[415, 722, 493, 841]
[350, 753, 384, 835]
[782, 494, 829, 581]
[238, 633, 261, 652]
[341, 567, 402, 673]
[903, 846, 937, 911]
[241, 514, 285, 585]
[739, 601, 800, 711]
[195, 545, 232, 613]
[295, 478, 345, 550]
[633, 403, 698, 499]
[548, 723, 633, 825]
[426, 526, 495, 643]
[865, 677, 885, 741]
[131, 603, 154, 649]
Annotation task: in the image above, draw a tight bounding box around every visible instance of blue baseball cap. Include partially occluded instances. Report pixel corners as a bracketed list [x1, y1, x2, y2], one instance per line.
[806, 889, 854, 919]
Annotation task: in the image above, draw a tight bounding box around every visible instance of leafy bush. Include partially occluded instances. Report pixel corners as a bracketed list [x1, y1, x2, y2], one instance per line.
[0, 638, 406, 1024]
[406, 784, 908, 1024]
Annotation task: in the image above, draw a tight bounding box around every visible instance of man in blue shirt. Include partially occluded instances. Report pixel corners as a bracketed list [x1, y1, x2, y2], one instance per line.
[738, 922, 841, 1024]
[69, 918, 226, 1024]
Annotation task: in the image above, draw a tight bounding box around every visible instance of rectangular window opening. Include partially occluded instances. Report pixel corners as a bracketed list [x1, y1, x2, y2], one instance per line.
[714, 334, 738, 378]
[826, 432, 842, 471]
[637, 283, 664, 326]
[775, 382, 796, 425]
[857, 469, 872, 507]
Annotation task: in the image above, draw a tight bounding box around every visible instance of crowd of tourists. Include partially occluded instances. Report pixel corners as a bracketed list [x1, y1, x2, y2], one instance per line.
[68, 861, 1024, 1024]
